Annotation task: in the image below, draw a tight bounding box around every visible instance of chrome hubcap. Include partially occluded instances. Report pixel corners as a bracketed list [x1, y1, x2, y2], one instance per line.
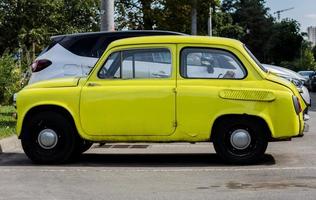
[37, 129, 58, 149]
[230, 129, 251, 150]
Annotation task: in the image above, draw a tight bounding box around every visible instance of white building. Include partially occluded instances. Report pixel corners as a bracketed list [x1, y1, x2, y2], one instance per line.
[307, 26, 316, 47]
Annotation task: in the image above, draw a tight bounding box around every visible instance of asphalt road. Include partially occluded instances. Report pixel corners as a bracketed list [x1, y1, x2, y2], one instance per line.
[1, 94, 316, 200]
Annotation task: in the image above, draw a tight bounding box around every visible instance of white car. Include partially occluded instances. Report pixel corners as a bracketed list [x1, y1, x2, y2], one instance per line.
[263, 64, 311, 107]
[29, 30, 185, 84]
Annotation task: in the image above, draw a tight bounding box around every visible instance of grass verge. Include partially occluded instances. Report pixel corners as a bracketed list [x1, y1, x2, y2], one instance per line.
[0, 106, 16, 139]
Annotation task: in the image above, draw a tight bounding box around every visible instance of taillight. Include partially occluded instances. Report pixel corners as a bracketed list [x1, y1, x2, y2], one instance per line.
[292, 96, 302, 115]
[31, 59, 52, 72]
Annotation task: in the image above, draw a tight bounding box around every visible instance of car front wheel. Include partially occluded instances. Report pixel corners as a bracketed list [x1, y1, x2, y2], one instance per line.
[212, 117, 268, 165]
[21, 111, 77, 164]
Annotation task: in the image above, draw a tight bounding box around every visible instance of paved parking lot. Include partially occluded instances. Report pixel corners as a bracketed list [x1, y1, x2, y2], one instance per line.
[1, 94, 316, 200]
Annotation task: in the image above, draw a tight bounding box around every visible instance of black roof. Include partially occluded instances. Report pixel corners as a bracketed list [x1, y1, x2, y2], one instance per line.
[51, 30, 186, 42]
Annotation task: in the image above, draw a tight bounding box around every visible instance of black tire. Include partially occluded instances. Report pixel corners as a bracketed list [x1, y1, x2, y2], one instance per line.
[212, 117, 268, 165]
[71, 138, 93, 159]
[21, 111, 77, 164]
[79, 140, 93, 153]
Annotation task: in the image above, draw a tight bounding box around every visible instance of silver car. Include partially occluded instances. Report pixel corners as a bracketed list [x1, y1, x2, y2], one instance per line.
[263, 64, 311, 107]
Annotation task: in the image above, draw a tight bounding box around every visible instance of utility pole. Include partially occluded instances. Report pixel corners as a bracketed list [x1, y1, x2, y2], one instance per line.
[100, 0, 115, 31]
[208, 6, 212, 36]
[191, 0, 197, 35]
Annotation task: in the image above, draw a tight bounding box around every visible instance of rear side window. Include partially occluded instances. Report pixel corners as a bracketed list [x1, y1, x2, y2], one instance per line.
[59, 36, 104, 58]
[98, 48, 172, 79]
[181, 48, 246, 79]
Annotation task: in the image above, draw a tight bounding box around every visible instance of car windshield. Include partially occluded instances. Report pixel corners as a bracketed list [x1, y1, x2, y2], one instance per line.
[243, 45, 267, 73]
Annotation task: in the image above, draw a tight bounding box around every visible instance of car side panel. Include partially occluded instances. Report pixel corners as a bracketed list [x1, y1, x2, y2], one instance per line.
[176, 80, 300, 140]
[176, 44, 301, 141]
[16, 87, 82, 138]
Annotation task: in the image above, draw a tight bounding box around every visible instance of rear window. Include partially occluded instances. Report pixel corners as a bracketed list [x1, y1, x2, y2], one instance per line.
[59, 35, 105, 58]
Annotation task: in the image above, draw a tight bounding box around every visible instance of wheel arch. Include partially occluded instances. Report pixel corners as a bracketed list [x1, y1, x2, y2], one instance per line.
[210, 114, 272, 142]
[20, 104, 78, 139]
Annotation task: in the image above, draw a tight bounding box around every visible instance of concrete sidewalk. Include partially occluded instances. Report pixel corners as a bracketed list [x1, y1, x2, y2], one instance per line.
[0, 135, 21, 153]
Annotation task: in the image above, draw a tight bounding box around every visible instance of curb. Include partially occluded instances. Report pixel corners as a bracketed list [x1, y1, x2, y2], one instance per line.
[0, 135, 20, 153]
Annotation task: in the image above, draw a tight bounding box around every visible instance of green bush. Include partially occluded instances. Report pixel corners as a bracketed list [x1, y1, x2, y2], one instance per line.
[0, 53, 22, 105]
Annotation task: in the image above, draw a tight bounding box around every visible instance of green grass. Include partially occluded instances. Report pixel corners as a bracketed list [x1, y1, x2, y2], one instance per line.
[0, 106, 16, 139]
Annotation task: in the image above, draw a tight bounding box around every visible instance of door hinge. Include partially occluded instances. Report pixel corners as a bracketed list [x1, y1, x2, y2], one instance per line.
[173, 88, 177, 94]
[173, 121, 178, 127]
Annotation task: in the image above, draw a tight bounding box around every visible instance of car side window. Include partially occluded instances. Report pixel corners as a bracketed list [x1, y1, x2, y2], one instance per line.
[181, 48, 246, 79]
[98, 48, 172, 79]
[98, 52, 121, 79]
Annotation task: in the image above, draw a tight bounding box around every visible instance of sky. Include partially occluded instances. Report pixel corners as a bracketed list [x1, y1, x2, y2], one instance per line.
[265, 0, 316, 32]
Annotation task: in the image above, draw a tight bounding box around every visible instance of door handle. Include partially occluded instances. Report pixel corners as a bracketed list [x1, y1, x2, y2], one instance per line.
[87, 82, 100, 87]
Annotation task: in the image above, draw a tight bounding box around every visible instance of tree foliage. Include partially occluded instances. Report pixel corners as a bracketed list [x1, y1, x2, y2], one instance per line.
[222, 0, 274, 61]
[115, 0, 243, 36]
[312, 46, 316, 61]
[0, 0, 100, 56]
[221, 0, 314, 70]
[265, 19, 303, 65]
[0, 0, 314, 83]
[281, 41, 316, 71]
[0, 53, 21, 104]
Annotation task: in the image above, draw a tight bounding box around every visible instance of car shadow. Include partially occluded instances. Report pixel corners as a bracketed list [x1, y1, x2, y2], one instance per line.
[0, 152, 276, 167]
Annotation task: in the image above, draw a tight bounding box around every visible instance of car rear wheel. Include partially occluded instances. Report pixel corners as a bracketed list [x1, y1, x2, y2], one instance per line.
[21, 111, 77, 164]
[212, 117, 268, 165]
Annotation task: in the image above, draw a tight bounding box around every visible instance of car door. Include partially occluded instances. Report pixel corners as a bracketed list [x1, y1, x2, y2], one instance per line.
[176, 45, 250, 137]
[80, 45, 177, 136]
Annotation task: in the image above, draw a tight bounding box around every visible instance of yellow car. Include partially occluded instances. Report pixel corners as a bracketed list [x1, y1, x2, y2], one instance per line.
[16, 36, 306, 164]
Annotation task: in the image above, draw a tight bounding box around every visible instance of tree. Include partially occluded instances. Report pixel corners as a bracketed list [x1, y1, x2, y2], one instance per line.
[265, 19, 303, 65]
[115, 0, 243, 37]
[0, 0, 99, 57]
[115, 0, 163, 30]
[281, 40, 316, 71]
[212, 11, 245, 39]
[312, 45, 316, 61]
[222, 0, 274, 62]
[0, 53, 21, 104]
